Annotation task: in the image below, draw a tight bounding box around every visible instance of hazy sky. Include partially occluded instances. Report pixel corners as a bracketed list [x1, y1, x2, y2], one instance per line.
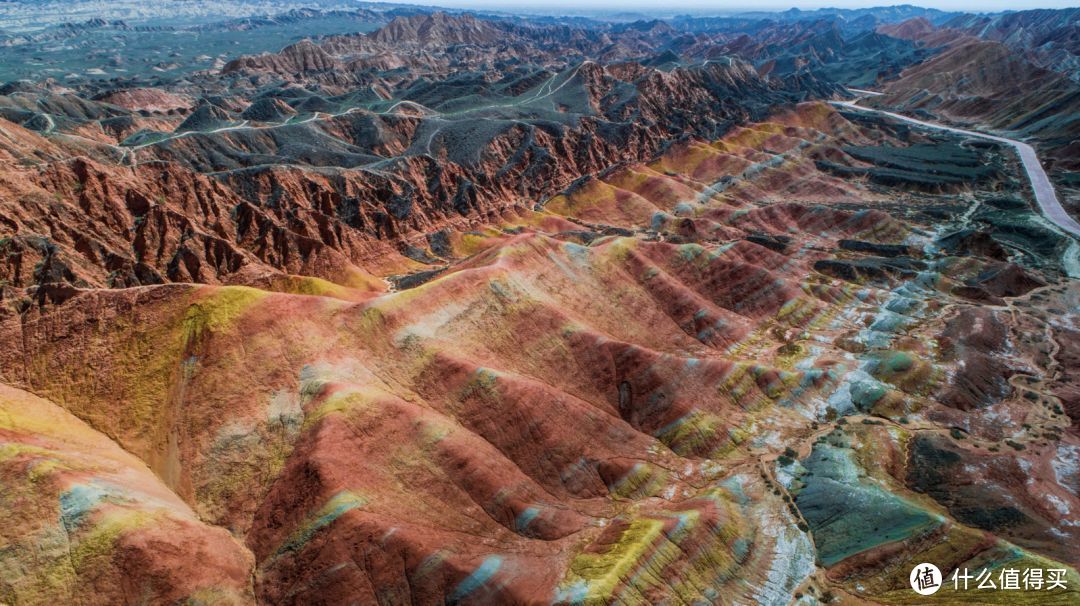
[413, 0, 1077, 12]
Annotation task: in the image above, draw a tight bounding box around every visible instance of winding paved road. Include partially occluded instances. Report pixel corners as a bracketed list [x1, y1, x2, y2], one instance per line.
[834, 94, 1080, 276]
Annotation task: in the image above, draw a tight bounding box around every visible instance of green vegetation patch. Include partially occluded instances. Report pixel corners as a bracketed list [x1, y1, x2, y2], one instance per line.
[817, 142, 1001, 189]
[793, 440, 939, 566]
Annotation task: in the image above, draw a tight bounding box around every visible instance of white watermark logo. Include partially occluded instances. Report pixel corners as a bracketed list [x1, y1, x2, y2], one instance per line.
[910, 563, 1070, 595]
[910, 563, 942, 596]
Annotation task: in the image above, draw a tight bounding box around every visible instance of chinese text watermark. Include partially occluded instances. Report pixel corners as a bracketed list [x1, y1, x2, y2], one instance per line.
[910, 563, 1070, 595]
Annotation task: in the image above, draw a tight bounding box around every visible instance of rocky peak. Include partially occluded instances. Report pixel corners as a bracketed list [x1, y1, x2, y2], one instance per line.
[222, 39, 339, 76]
[370, 12, 508, 48]
[877, 16, 937, 41]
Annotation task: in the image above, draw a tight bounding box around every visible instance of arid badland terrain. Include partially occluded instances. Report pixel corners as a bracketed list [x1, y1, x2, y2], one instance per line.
[0, 3, 1079, 605]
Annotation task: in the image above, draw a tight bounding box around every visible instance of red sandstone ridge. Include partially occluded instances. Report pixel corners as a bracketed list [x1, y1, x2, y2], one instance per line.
[2, 5, 1080, 603]
[868, 39, 1080, 169]
[0, 383, 254, 604]
[3, 100, 1078, 603]
[876, 16, 938, 41]
[222, 39, 342, 77]
[370, 12, 508, 47]
[0, 59, 821, 296]
[97, 88, 195, 113]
